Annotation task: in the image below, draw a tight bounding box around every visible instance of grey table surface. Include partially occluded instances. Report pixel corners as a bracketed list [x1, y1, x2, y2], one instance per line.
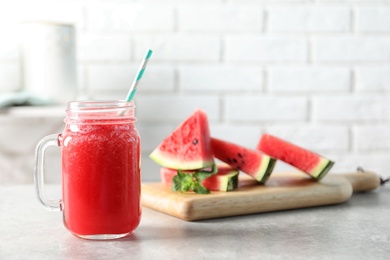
[0, 184, 389, 260]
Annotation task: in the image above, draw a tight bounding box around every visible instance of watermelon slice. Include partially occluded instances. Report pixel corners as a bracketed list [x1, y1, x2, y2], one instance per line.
[149, 109, 215, 170]
[257, 133, 334, 180]
[211, 137, 276, 184]
[161, 164, 239, 192]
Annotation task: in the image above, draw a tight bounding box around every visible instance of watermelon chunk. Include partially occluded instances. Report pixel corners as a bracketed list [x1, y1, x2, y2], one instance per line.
[149, 109, 215, 170]
[211, 137, 276, 184]
[161, 164, 239, 192]
[257, 134, 334, 180]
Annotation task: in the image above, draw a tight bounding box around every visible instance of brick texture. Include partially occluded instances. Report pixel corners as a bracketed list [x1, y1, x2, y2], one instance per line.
[86, 3, 174, 32]
[313, 96, 390, 122]
[179, 65, 263, 92]
[226, 36, 307, 62]
[78, 33, 132, 62]
[355, 67, 390, 92]
[313, 36, 390, 62]
[225, 96, 308, 122]
[268, 66, 351, 93]
[268, 6, 350, 32]
[135, 35, 221, 62]
[356, 6, 390, 32]
[178, 5, 263, 32]
[355, 126, 390, 151]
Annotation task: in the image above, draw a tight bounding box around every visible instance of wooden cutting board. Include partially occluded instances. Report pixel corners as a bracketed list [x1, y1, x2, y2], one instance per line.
[141, 171, 380, 221]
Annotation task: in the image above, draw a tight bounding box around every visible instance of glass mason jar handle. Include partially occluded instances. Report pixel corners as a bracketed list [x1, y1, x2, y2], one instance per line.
[34, 134, 61, 211]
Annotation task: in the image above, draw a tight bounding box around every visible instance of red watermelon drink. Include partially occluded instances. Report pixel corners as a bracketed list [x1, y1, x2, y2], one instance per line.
[59, 101, 141, 239]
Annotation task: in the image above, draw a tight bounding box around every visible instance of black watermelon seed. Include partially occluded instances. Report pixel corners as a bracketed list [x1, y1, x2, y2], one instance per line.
[192, 139, 198, 145]
[238, 153, 243, 158]
[232, 158, 237, 163]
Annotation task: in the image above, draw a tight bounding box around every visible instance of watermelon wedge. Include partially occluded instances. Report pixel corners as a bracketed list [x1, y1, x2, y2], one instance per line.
[149, 109, 215, 170]
[211, 137, 276, 184]
[257, 133, 334, 180]
[161, 164, 239, 192]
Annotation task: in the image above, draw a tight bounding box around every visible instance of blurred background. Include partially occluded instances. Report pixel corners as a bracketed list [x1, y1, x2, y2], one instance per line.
[1, 0, 390, 184]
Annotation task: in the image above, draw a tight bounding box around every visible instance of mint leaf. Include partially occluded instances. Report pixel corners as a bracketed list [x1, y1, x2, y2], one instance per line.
[172, 170, 188, 192]
[171, 169, 212, 194]
[193, 182, 210, 194]
[172, 170, 194, 193]
[181, 174, 193, 192]
[172, 173, 182, 192]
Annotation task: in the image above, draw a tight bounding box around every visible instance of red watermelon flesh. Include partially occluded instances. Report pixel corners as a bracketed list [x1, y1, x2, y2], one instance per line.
[211, 137, 276, 184]
[149, 109, 215, 170]
[160, 164, 239, 192]
[257, 134, 334, 180]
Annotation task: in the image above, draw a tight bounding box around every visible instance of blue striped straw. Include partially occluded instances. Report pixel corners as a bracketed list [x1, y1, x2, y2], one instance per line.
[125, 49, 153, 101]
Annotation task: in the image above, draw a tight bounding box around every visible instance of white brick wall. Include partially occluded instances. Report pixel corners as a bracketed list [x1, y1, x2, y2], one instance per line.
[356, 6, 390, 32]
[226, 36, 308, 62]
[225, 96, 308, 122]
[179, 65, 263, 92]
[178, 5, 263, 32]
[355, 126, 390, 151]
[355, 67, 390, 92]
[313, 96, 390, 122]
[136, 95, 220, 122]
[268, 6, 351, 32]
[1, 0, 390, 183]
[313, 36, 390, 62]
[268, 66, 351, 93]
[86, 4, 174, 32]
[135, 35, 221, 62]
[78, 33, 132, 62]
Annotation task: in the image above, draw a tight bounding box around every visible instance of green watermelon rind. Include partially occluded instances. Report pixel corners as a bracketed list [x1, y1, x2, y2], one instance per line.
[215, 170, 239, 192]
[254, 156, 277, 184]
[310, 158, 334, 181]
[149, 149, 215, 170]
[226, 174, 239, 191]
